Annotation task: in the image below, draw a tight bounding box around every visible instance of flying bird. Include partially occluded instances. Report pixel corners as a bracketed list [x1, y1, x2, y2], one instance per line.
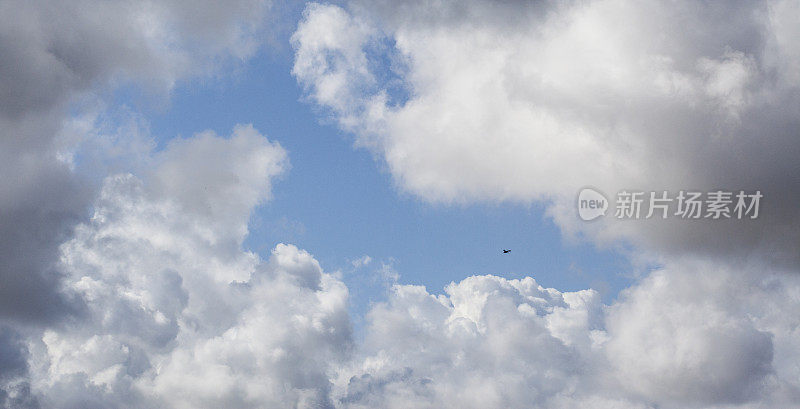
[502, 249, 511, 254]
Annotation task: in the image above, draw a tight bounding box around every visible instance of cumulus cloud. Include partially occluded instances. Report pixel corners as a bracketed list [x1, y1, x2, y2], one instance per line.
[12, 196, 800, 409]
[333, 264, 800, 408]
[603, 263, 775, 406]
[291, 0, 800, 267]
[11, 126, 354, 408]
[334, 275, 602, 408]
[3, 1, 800, 408]
[289, 2, 800, 407]
[0, 0, 273, 324]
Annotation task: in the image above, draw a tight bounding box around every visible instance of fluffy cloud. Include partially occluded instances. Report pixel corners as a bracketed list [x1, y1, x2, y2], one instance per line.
[0, 0, 273, 324]
[334, 275, 602, 408]
[16, 191, 800, 409]
[12, 126, 353, 408]
[290, 3, 800, 407]
[3, 1, 800, 408]
[292, 0, 800, 267]
[333, 263, 800, 409]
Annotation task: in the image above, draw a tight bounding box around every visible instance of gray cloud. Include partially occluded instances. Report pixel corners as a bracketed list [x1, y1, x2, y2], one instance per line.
[3, 1, 800, 408]
[0, 142, 89, 323]
[333, 262, 800, 408]
[0, 327, 39, 409]
[0, 0, 272, 324]
[290, 2, 800, 407]
[22, 126, 355, 408]
[292, 0, 800, 269]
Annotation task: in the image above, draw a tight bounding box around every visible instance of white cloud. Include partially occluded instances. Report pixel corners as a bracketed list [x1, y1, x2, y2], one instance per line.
[15, 126, 353, 408]
[334, 264, 800, 408]
[604, 262, 774, 406]
[351, 255, 372, 269]
[292, 0, 800, 267]
[8, 102, 800, 409]
[290, 5, 800, 406]
[0, 0, 274, 324]
[2, 2, 800, 408]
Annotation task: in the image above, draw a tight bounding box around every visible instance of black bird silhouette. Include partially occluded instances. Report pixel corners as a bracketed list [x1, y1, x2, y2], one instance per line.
[502, 249, 511, 254]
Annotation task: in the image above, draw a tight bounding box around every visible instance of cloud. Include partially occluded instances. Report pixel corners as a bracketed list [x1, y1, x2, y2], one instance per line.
[0, 327, 39, 408]
[14, 156, 800, 409]
[290, 5, 800, 406]
[333, 263, 800, 408]
[291, 0, 800, 268]
[351, 255, 372, 268]
[12, 126, 354, 408]
[604, 262, 775, 406]
[2, 1, 800, 408]
[0, 0, 273, 324]
[334, 275, 601, 408]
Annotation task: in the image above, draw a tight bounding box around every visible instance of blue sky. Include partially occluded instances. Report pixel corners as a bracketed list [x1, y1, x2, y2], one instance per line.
[117, 38, 636, 327]
[4, 1, 799, 408]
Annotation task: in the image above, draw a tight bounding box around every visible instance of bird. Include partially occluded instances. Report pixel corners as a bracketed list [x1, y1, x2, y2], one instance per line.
[502, 249, 511, 254]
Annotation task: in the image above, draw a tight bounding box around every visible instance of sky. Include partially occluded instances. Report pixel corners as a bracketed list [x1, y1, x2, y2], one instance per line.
[138, 41, 635, 317]
[1, 1, 799, 408]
